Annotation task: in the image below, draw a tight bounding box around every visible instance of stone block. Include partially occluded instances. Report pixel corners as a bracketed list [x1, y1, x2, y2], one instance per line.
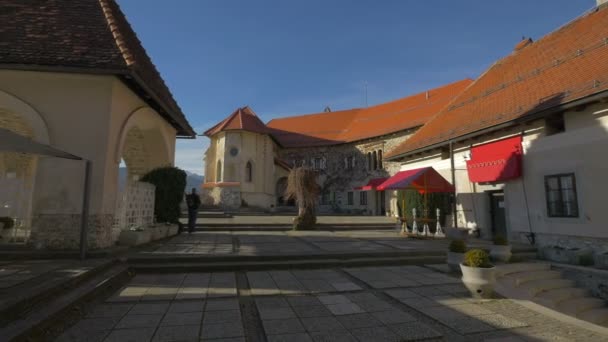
[118, 230, 152, 246]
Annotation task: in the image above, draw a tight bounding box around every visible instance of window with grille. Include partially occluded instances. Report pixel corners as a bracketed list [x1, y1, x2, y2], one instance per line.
[359, 191, 367, 205]
[320, 191, 330, 205]
[545, 173, 579, 218]
[347, 192, 354, 205]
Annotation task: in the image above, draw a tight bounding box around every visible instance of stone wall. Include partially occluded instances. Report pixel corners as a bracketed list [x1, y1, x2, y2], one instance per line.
[30, 213, 114, 250]
[202, 186, 241, 211]
[278, 130, 412, 214]
[554, 264, 608, 301]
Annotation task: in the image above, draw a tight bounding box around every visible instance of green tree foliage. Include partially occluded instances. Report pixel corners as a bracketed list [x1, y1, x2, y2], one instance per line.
[141, 166, 187, 223]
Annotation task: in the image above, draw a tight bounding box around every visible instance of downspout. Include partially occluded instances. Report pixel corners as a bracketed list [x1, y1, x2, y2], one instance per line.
[519, 131, 535, 245]
[79, 160, 92, 260]
[450, 141, 458, 229]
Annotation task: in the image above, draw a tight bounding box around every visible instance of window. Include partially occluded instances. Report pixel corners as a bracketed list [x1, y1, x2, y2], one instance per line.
[378, 150, 383, 169]
[345, 156, 355, 170]
[216, 160, 222, 182]
[372, 151, 377, 170]
[367, 152, 372, 170]
[314, 157, 322, 170]
[545, 113, 565, 136]
[545, 173, 579, 218]
[359, 191, 367, 205]
[347, 192, 354, 205]
[320, 191, 330, 205]
[245, 161, 253, 182]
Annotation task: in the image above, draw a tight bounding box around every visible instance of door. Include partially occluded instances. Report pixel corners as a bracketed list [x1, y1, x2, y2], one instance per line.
[489, 191, 507, 238]
[376, 191, 386, 216]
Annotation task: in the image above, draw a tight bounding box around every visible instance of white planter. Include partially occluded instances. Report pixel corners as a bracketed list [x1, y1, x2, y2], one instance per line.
[447, 252, 465, 272]
[460, 263, 496, 299]
[490, 245, 512, 262]
[118, 230, 152, 246]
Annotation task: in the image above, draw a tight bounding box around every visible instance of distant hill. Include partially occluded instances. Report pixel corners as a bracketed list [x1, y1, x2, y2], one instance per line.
[118, 167, 204, 192]
[185, 171, 205, 192]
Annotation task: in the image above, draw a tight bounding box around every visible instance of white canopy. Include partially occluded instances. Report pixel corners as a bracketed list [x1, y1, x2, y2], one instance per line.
[0, 128, 81, 160]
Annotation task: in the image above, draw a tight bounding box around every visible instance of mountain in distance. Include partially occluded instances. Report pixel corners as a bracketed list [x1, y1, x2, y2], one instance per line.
[184, 171, 205, 192]
[118, 167, 204, 192]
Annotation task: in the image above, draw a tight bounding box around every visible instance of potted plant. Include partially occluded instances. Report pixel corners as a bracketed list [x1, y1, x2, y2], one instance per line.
[447, 240, 466, 272]
[460, 249, 496, 299]
[490, 235, 512, 262]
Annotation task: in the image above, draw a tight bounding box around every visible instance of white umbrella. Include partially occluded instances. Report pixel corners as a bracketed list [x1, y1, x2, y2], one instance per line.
[0, 127, 90, 259]
[0, 128, 81, 160]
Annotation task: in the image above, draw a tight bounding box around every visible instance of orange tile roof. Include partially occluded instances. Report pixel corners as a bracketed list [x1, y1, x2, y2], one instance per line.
[267, 79, 472, 148]
[0, 0, 194, 136]
[204, 106, 269, 136]
[386, 6, 608, 159]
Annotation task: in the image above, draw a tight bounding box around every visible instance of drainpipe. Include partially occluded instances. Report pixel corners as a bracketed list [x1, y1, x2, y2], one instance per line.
[79, 160, 92, 260]
[450, 141, 458, 229]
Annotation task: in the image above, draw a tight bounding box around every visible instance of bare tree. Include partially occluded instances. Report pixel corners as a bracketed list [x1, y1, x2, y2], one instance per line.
[285, 167, 319, 230]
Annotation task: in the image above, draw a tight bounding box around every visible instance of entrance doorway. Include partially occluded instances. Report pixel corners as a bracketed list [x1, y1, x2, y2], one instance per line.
[489, 191, 507, 238]
[376, 191, 386, 216]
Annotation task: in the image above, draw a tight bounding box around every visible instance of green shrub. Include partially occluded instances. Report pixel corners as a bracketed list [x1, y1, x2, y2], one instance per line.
[0, 217, 14, 229]
[463, 249, 493, 268]
[141, 166, 187, 224]
[493, 235, 509, 246]
[449, 240, 466, 253]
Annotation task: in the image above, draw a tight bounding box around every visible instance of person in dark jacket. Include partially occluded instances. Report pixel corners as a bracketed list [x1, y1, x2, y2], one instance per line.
[185, 188, 201, 233]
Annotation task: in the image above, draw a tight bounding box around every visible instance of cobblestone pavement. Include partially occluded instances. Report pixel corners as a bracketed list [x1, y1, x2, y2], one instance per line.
[142, 231, 528, 257]
[57, 265, 608, 342]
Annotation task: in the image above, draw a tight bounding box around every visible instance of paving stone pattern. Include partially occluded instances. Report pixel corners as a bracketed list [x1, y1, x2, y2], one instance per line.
[142, 231, 460, 257]
[247, 270, 361, 296]
[57, 267, 608, 341]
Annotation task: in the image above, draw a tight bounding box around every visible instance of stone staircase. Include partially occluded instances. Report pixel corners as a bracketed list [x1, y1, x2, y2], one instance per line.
[497, 262, 608, 327]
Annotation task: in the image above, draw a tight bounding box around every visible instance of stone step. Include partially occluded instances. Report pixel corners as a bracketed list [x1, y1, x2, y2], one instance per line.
[502, 270, 562, 286]
[130, 255, 448, 273]
[577, 308, 608, 327]
[558, 297, 606, 316]
[535, 287, 589, 307]
[0, 264, 129, 341]
[496, 262, 551, 277]
[520, 278, 575, 296]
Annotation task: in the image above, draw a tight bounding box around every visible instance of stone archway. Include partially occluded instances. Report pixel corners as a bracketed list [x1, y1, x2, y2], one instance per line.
[0, 90, 50, 243]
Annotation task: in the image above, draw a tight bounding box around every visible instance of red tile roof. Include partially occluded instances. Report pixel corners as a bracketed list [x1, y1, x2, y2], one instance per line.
[0, 0, 194, 136]
[203, 106, 270, 136]
[386, 6, 608, 159]
[267, 79, 473, 148]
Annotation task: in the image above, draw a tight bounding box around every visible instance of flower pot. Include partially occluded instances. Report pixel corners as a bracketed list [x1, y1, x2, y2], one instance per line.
[460, 263, 496, 299]
[490, 245, 512, 262]
[447, 252, 465, 273]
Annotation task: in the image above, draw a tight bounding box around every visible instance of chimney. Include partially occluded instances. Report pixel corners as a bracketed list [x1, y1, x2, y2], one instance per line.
[599, 0, 608, 7]
[514, 37, 533, 52]
[324, 106, 331, 112]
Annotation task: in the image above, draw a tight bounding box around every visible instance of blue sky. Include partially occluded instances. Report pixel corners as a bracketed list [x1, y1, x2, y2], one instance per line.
[118, 0, 596, 175]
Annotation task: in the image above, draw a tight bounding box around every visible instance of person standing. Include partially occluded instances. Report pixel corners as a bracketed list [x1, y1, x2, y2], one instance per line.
[185, 188, 201, 234]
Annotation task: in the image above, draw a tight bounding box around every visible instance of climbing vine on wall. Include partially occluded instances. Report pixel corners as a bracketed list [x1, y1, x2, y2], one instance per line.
[141, 166, 187, 223]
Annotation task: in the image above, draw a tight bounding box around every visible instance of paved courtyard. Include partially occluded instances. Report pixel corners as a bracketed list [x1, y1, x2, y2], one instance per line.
[56, 265, 608, 342]
[138, 231, 530, 258]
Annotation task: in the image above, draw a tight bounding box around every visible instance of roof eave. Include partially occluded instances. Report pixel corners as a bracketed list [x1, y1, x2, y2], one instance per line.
[0, 63, 195, 137]
[385, 88, 608, 161]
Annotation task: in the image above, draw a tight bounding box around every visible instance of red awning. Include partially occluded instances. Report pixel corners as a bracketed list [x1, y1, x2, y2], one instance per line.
[354, 177, 388, 191]
[466, 135, 522, 183]
[376, 167, 454, 193]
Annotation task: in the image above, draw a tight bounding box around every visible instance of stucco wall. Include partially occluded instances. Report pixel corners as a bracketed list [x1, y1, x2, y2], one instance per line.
[0, 70, 178, 249]
[396, 101, 608, 248]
